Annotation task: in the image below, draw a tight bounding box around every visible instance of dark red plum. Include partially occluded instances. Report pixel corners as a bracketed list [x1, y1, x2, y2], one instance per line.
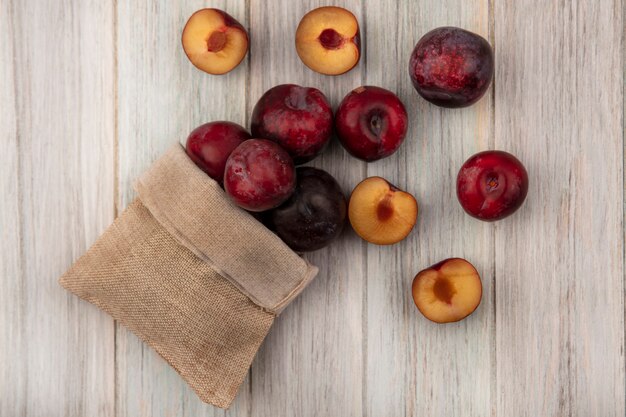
[268, 167, 346, 252]
[456, 150, 528, 221]
[224, 139, 296, 212]
[335, 86, 408, 162]
[185, 121, 251, 184]
[409, 27, 494, 108]
[251, 84, 333, 164]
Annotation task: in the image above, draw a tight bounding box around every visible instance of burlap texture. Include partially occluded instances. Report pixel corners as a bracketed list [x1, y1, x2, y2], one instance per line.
[59, 144, 318, 409]
[135, 143, 318, 312]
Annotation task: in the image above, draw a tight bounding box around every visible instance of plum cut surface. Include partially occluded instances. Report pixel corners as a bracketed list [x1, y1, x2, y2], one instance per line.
[182, 8, 249, 75]
[295, 6, 361, 75]
[412, 258, 482, 323]
[348, 176, 417, 245]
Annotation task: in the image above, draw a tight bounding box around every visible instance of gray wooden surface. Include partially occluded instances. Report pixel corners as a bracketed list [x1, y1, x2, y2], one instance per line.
[0, 0, 624, 416]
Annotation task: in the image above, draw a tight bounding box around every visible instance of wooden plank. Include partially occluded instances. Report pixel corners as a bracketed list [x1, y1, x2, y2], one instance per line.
[0, 0, 23, 414]
[494, 1, 625, 416]
[0, 0, 116, 416]
[363, 1, 494, 416]
[247, 1, 365, 416]
[1, 1, 624, 416]
[114, 1, 250, 416]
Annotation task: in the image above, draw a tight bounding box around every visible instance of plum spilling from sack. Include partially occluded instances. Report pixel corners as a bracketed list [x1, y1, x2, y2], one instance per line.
[224, 139, 296, 212]
[180, 13, 532, 324]
[185, 121, 251, 184]
[267, 167, 347, 252]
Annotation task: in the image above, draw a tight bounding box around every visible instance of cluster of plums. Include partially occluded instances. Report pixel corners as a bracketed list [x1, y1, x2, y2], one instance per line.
[182, 6, 529, 324]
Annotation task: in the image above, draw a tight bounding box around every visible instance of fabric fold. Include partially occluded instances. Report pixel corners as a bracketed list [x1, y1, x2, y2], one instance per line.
[59, 142, 319, 408]
[135, 144, 318, 313]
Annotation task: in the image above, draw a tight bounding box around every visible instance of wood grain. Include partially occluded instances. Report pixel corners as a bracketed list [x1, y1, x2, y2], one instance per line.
[0, 0, 22, 414]
[1, 0, 624, 416]
[247, 2, 365, 416]
[363, 1, 494, 417]
[494, 1, 625, 416]
[0, 0, 116, 416]
[114, 1, 249, 416]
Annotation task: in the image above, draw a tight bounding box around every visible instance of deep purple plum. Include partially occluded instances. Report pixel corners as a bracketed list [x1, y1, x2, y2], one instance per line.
[409, 27, 494, 108]
[268, 167, 346, 252]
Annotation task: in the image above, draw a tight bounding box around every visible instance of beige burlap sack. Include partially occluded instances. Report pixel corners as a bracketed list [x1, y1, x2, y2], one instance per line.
[59, 143, 318, 409]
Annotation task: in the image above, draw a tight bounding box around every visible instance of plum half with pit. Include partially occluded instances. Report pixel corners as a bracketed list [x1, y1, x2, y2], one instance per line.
[224, 139, 296, 212]
[409, 27, 494, 108]
[181, 8, 249, 75]
[295, 6, 361, 75]
[268, 167, 347, 252]
[348, 176, 418, 245]
[412, 258, 482, 323]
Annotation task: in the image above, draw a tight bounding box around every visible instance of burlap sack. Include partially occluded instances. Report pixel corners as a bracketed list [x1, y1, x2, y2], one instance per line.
[59, 143, 318, 409]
